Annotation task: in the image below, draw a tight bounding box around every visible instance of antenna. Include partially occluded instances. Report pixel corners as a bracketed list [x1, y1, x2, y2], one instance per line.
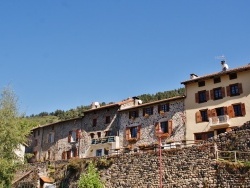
[215, 55, 226, 61]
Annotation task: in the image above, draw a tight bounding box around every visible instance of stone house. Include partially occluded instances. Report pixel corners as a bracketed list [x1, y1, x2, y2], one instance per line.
[28, 98, 142, 161]
[181, 62, 250, 144]
[118, 96, 186, 150]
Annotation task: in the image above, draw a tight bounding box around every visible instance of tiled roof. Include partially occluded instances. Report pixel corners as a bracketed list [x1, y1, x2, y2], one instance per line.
[118, 95, 185, 112]
[181, 64, 250, 84]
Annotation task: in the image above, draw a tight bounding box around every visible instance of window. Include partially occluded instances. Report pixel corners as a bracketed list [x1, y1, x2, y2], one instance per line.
[68, 130, 81, 143]
[155, 120, 173, 137]
[229, 72, 237, 80]
[104, 148, 109, 155]
[233, 103, 246, 117]
[143, 107, 153, 116]
[90, 133, 95, 139]
[214, 77, 221, 84]
[105, 131, 112, 137]
[227, 83, 242, 96]
[216, 128, 226, 135]
[105, 116, 110, 124]
[158, 103, 169, 113]
[96, 149, 102, 157]
[195, 90, 209, 103]
[125, 125, 141, 141]
[198, 81, 205, 87]
[211, 87, 225, 100]
[129, 110, 139, 119]
[93, 118, 97, 126]
[194, 132, 214, 141]
[195, 109, 209, 123]
[48, 132, 55, 143]
[97, 132, 101, 138]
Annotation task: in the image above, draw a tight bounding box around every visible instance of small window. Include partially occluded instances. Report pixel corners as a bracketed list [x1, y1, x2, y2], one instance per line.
[125, 125, 141, 140]
[160, 121, 168, 133]
[233, 104, 244, 117]
[90, 133, 95, 139]
[229, 73, 237, 80]
[214, 77, 221, 84]
[96, 149, 102, 157]
[159, 103, 169, 113]
[143, 107, 153, 116]
[93, 118, 97, 126]
[97, 132, 101, 138]
[104, 148, 109, 155]
[213, 87, 223, 100]
[48, 132, 55, 143]
[105, 116, 110, 124]
[129, 110, 139, 119]
[194, 132, 214, 141]
[105, 131, 112, 137]
[197, 90, 207, 103]
[198, 81, 205, 87]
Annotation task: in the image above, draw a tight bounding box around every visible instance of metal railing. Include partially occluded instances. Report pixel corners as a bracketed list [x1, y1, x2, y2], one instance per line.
[216, 150, 250, 162]
[209, 115, 230, 126]
[91, 136, 116, 144]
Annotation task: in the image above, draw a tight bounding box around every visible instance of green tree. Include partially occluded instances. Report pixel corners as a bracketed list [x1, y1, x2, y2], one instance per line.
[78, 162, 104, 188]
[0, 87, 33, 187]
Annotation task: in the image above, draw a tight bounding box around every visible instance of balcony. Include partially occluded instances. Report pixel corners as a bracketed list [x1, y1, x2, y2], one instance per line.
[209, 115, 230, 128]
[91, 136, 116, 145]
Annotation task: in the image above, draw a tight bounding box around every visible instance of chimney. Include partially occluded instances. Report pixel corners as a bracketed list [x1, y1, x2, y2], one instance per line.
[221, 60, 229, 71]
[190, 73, 198, 79]
[91, 102, 100, 109]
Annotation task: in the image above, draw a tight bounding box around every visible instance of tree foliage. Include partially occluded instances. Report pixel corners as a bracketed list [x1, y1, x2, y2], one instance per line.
[0, 87, 33, 187]
[78, 162, 104, 188]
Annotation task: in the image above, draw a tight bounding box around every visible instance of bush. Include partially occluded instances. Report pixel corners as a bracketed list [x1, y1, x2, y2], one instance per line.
[78, 162, 103, 188]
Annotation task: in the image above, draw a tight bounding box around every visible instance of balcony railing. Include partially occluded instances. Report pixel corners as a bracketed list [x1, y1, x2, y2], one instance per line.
[91, 136, 116, 145]
[209, 115, 230, 127]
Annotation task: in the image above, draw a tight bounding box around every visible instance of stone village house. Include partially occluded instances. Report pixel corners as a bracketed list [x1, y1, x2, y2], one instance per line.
[27, 62, 250, 160]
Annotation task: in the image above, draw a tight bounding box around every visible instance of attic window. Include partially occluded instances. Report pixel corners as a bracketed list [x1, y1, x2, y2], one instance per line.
[214, 77, 221, 84]
[198, 81, 205, 87]
[229, 73, 237, 80]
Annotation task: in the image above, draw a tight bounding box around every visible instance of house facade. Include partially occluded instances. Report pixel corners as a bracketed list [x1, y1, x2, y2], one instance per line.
[118, 96, 186, 150]
[182, 62, 250, 144]
[28, 98, 142, 161]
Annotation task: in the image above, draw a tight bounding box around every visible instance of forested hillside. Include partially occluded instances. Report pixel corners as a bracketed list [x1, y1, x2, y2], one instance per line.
[27, 88, 185, 126]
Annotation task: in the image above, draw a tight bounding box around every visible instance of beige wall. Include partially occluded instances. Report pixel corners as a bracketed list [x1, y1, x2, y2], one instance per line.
[185, 69, 250, 143]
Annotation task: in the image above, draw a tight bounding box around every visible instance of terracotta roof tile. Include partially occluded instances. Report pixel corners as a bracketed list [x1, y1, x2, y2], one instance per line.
[181, 64, 250, 84]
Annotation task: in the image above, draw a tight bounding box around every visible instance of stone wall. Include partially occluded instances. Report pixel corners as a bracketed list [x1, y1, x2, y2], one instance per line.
[15, 126, 250, 187]
[119, 99, 185, 148]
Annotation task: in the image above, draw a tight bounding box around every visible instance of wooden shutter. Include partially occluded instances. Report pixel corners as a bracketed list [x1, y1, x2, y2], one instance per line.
[238, 83, 243, 94]
[226, 86, 230, 96]
[67, 150, 71, 159]
[155, 122, 160, 134]
[210, 89, 214, 100]
[74, 148, 78, 157]
[224, 107, 228, 115]
[195, 111, 202, 123]
[227, 105, 235, 118]
[241, 103, 246, 116]
[137, 125, 141, 140]
[221, 87, 226, 98]
[125, 128, 130, 140]
[207, 109, 212, 118]
[195, 93, 199, 103]
[168, 120, 173, 136]
[206, 90, 210, 101]
[62, 151, 66, 160]
[211, 109, 217, 117]
[68, 131, 72, 143]
[76, 129, 81, 141]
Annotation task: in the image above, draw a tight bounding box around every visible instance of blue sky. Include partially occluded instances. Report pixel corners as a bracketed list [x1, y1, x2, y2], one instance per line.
[1, 1, 250, 115]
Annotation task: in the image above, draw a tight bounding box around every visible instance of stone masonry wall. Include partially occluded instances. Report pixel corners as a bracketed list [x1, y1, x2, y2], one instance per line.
[119, 99, 185, 148]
